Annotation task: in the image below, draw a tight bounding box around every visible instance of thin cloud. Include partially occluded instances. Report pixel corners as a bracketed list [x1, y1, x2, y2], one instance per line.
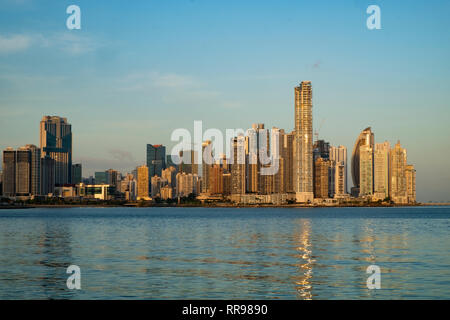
[0, 34, 32, 54]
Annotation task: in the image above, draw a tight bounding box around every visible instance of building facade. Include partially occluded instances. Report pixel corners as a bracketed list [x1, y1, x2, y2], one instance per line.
[40, 116, 72, 185]
[294, 81, 314, 203]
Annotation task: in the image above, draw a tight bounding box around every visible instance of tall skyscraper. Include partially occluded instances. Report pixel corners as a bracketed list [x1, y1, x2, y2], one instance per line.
[373, 141, 390, 200]
[40, 155, 55, 195]
[2, 148, 16, 197]
[201, 140, 212, 193]
[351, 127, 374, 196]
[330, 145, 348, 196]
[72, 164, 82, 184]
[40, 116, 72, 185]
[294, 81, 314, 203]
[390, 141, 408, 204]
[137, 165, 149, 200]
[283, 131, 295, 193]
[359, 144, 374, 196]
[146, 144, 166, 179]
[231, 136, 246, 195]
[405, 164, 416, 203]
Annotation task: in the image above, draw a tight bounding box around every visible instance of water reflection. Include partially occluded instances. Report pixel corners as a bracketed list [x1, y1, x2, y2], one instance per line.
[292, 219, 314, 300]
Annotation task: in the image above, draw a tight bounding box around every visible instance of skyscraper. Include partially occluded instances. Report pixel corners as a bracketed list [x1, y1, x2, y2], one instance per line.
[314, 157, 331, 199]
[2, 145, 41, 197]
[40, 116, 72, 185]
[390, 141, 408, 204]
[201, 140, 212, 193]
[231, 136, 246, 195]
[137, 165, 149, 200]
[351, 127, 374, 196]
[373, 141, 390, 200]
[72, 164, 82, 184]
[405, 164, 416, 203]
[359, 144, 374, 196]
[330, 145, 348, 196]
[294, 81, 314, 203]
[146, 144, 166, 178]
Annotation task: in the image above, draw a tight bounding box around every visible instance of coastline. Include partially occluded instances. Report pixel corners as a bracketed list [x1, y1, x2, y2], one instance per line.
[1, 202, 438, 210]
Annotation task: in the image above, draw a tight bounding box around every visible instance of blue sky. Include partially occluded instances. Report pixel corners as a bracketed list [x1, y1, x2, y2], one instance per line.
[0, 0, 449, 202]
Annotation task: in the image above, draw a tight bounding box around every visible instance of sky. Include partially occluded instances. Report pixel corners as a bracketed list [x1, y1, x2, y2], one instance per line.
[0, 0, 449, 202]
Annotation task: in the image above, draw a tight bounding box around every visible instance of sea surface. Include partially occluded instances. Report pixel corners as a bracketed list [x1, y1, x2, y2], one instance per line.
[0, 206, 449, 300]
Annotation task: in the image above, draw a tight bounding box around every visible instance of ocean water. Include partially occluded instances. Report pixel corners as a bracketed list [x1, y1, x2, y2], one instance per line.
[0, 206, 449, 300]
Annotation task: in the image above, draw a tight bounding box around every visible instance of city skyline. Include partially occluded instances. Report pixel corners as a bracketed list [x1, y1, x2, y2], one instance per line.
[1, 1, 450, 202]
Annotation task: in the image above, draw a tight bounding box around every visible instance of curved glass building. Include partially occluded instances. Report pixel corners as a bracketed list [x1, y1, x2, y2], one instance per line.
[351, 127, 374, 192]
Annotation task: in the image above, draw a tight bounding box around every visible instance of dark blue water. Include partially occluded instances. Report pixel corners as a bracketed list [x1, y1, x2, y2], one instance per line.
[0, 206, 449, 299]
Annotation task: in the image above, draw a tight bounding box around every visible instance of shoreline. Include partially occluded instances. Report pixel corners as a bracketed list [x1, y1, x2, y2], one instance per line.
[1, 203, 443, 210]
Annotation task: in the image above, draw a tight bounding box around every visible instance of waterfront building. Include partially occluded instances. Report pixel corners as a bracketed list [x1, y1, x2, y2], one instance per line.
[209, 164, 224, 195]
[294, 81, 314, 203]
[94, 171, 107, 184]
[201, 140, 213, 193]
[162, 166, 177, 189]
[351, 127, 374, 196]
[314, 157, 330, 199]
[390, 141, 408, 204]
[147, 144, 166, 191]
[72, 164, 82, 184]
[119, 173, 136, 201]
[282, 131, 295, 193]
[405, 164, 416, 203]
[373, 141, 390, 201]
[137, 165, 150, 200]
[330, 145, 348, 195]
[176, 172, 200, 197]
[106, 169, 119, 189]
[359, 144, 374, 196]
[151, 175, 168, 198]
[160, 185, 173, 200]
[231, 136, 246, 195]
[2, 145, 41, 197]
[40, 116, 72, 185]
[40, 155, 55, 196]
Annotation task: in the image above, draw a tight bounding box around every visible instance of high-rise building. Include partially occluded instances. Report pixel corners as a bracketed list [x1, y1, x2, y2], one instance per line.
[231, 136, 246, 195]
[314, 157, 330, 199]
[359, 144, 374, 196]
[330, 145, 348, 196]
[106, 169, 119, 189]
[313, 140, 330, 161]
[282, 131, 295, 193]
[390, 141, 408, 204]
[405, 164, 416, 203]
[72, 164, 82, 184]
[40, 155, 55, 195]
[373, 142, 390, 200]
[176, 172, 200, 197]
[351, 127, 374, 197]
[294, 81, 314, 203]
[2, 145, 41, 197]
[201, 140, 213, 193]
[162, 166, 177, 189]
[137, 165, 149, 200]
[209, 164, 224, 195]
[146, 144, 166, 183]
[95, 171, 107, 184]
[40, 116, 72, 185]
[2, 148, 16, 197]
